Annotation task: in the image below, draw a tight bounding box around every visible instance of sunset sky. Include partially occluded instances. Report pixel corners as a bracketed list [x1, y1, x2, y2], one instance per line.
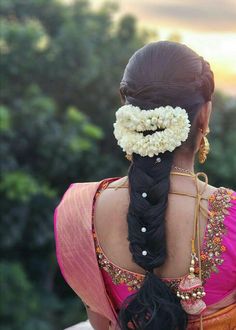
[91, 0, 236, 96]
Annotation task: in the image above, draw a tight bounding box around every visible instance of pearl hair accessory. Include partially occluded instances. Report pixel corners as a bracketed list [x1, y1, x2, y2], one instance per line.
[155, 157, 162, 163]
[142, 250, 147, 256]
[141, 227, 147, 233]
[142, 192, 147, 198]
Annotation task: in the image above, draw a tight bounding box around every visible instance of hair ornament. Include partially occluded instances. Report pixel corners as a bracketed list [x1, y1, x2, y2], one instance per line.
[113, 104, 191, 157]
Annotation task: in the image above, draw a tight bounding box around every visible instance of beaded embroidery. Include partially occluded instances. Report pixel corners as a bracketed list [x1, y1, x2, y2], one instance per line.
[92, 180, 235, 292]
[95, 243, 145, 291]
[200, 187, 235, 281]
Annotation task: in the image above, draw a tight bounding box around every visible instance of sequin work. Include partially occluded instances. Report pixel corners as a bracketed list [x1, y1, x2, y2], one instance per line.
[95, 242, 144, 291]
[92, 180, 235, 292]
[200, 187, 235, 281]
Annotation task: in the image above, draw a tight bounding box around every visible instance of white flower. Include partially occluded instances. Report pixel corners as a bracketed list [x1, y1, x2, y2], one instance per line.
[113, 104, 191, 157]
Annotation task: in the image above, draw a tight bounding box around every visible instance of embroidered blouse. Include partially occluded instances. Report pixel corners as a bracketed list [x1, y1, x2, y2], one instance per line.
[92, 178, 236, 311]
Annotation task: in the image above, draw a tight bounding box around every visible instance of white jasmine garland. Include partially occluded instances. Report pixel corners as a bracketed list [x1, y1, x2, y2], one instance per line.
[113, 104, 191, 157]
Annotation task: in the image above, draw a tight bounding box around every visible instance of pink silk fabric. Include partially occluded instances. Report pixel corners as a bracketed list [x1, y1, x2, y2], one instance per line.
[54, 180, 119, 329]
[54, 177, 236, 328]
[203, 190, 236, 306]
[101, 270, 183, 311]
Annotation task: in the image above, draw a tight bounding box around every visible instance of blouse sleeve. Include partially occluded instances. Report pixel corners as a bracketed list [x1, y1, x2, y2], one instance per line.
[222, 190, 236, 283]
[203, 189, 236, 305]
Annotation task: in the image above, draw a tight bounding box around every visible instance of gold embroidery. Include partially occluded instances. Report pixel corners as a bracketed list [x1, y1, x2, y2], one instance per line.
[93, 181, 234, 292]
[95, 241, 144, 291]
[200, 187, 234, 281]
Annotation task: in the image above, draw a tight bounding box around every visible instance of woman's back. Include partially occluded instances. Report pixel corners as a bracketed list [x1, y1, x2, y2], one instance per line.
[94, 175, 218, 279]
[92, 174, 236, 324]
[55, 174, 236, 328]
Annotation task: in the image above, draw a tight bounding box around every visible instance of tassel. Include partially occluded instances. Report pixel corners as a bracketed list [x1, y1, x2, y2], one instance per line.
[176, 254, 206, 315]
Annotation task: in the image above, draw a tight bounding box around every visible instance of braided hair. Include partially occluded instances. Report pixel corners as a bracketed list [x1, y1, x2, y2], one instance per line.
[118, 41, 214, 330]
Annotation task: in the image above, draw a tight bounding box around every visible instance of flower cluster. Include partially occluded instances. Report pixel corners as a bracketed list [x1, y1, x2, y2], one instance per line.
[113, 104, 191, 157]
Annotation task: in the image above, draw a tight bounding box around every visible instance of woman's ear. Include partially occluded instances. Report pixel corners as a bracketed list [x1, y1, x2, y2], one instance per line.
[198, 101, 212, 134]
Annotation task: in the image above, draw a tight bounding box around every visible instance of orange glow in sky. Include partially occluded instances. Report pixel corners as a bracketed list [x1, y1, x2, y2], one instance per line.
[91, 0, 236, 96]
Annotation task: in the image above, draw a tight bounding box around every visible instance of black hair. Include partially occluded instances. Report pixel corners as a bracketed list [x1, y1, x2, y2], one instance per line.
[118, 41, 214, 330]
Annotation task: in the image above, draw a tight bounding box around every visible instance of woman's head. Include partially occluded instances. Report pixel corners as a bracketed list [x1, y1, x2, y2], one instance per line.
[119, 41, 214, 153]
[117, 41, 214, 330]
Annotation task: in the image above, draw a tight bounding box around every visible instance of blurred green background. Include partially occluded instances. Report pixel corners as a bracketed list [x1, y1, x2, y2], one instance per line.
[0, 0, 235, 329]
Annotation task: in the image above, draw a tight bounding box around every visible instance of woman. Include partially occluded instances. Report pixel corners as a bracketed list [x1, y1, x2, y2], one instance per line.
[54, 41, 236, 330]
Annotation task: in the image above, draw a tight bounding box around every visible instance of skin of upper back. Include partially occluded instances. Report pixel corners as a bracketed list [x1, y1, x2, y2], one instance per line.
[93, 175, 217, 279]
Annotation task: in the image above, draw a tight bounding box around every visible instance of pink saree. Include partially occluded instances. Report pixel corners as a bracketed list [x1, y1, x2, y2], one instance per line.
[54, 178, 236, 329]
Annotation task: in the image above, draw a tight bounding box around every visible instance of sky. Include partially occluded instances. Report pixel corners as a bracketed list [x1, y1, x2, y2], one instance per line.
[91, 0, 236, 96]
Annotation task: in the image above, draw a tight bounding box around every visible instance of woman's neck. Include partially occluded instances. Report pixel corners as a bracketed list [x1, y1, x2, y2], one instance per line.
[172, 150, 195, 174]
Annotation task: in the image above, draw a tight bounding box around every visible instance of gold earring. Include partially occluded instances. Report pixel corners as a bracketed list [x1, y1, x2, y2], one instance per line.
[198, 129, 210, 164]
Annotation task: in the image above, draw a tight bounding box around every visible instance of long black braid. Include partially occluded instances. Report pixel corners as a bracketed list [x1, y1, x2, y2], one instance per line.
[118, 41, 214, 330]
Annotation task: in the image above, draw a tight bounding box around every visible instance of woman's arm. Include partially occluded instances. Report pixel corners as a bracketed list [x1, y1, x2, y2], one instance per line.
[86, 306, 110, 330]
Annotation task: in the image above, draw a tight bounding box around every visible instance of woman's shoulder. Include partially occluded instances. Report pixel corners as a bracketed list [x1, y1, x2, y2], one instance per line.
[208, 185, 236, 216]
[204, 186, 236, 251]
[207, 183, 236, 201]
[199, 179, 235, 205]
[104, 176, 128, 188]
[55, 177, 124, 212]
[55, 180, 103, 214]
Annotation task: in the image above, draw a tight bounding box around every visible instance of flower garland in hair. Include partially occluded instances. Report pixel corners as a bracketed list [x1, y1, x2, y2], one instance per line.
[113, 104, 191, 157]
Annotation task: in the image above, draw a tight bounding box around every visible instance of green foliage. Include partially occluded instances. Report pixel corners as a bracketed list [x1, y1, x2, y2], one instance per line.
[0, 171, 41, 202]
[67, 106, 86, 123]
[198, 92, 236, 189]
[0, 0, 235, 329]
[0, 261, 85, 330]
[0, 170, 57, 201]
[0, 105, 11, 132]
[0, 262, 40, 330]
[82, 123, 104, 139]
[0, 0, 146, 329]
